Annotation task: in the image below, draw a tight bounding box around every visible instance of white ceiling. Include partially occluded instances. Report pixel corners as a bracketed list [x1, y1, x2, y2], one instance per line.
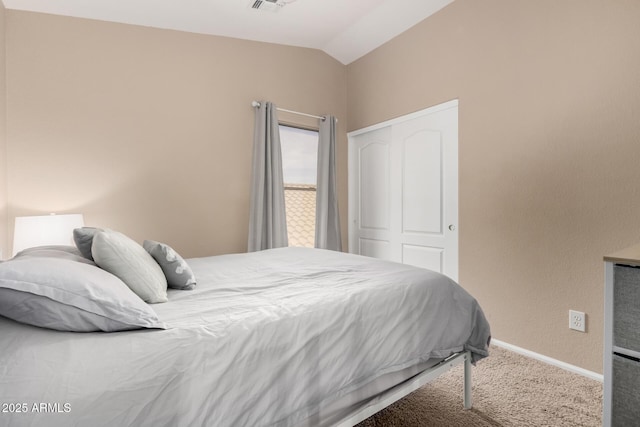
[2, 0, 453, 64]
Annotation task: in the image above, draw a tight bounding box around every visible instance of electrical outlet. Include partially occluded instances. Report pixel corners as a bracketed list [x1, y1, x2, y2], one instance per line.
[569, 310, 586, 332]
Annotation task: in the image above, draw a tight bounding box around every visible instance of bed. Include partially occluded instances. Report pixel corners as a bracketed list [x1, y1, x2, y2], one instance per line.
[0, 236, 490, 427]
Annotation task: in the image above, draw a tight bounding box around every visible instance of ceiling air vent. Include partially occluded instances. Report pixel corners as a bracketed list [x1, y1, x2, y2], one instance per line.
[249, 0, 289, 13]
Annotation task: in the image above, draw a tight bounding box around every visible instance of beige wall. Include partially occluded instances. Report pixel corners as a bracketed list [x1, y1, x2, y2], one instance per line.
[0, 2, 7, 260]
[5, 1, 640, 373]
[5, 10, 347, 257]
[347, 0, 640, 373]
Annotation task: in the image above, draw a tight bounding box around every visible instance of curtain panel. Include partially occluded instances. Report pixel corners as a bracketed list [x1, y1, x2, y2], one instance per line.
[315, 115, 342, 251]
[247, 102, 288, 252]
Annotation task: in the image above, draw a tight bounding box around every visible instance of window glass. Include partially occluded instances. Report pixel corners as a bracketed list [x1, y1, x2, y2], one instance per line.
[280, 125, 318, 247]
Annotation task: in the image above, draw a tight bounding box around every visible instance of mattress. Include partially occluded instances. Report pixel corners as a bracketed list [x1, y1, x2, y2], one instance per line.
[0, 247, 490, 427]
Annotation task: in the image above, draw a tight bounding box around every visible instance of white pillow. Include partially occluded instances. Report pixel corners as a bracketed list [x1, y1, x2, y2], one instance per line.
[92, 230, 168, 303]
[0, 249, 166, 332]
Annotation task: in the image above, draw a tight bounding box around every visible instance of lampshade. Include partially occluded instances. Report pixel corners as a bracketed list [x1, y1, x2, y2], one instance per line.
[12, 213, 85, 256]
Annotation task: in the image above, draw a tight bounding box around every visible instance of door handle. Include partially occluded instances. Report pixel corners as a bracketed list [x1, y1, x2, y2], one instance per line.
[448, 224, 456, 231]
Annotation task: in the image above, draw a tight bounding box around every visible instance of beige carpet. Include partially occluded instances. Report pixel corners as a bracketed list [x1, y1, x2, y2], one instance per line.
[357, 345, 602, 426]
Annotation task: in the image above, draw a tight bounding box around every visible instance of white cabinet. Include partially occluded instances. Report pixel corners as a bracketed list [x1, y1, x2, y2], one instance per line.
[604, 244, 640, 426]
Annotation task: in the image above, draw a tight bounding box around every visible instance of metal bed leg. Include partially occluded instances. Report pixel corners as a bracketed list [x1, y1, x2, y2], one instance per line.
[463, 352, 473, 410]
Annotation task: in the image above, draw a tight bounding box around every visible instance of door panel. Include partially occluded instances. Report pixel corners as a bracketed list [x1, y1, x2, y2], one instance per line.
[359, 141, 390, 231]
[402, 129, 442, 235]
[402, 244, 443, 272]
[360, 238, 391, 260]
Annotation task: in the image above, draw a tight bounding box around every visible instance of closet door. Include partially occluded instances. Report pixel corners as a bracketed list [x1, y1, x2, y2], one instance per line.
[348, 100, 458, 280]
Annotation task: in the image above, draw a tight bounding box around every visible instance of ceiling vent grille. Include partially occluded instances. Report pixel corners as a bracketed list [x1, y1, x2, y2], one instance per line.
[249, 0, 288, 13]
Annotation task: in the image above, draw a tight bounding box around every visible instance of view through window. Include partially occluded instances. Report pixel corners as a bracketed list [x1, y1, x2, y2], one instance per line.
[280, 125, 318, 248]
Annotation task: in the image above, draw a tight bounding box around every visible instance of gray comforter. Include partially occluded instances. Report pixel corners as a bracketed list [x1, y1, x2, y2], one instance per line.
[0, 247, 490, 427]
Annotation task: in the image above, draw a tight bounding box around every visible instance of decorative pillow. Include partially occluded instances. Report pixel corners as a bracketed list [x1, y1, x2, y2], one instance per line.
[92, 230, 168, 303]
[73, 227, 104, 261]
[0, 255, 166, 332]
[143, 240, 197, 290]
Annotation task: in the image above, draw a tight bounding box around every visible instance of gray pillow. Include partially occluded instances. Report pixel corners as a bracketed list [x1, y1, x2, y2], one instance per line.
[92, 230, 168, 303]
[0, 252, 166, 332]
[73, 227, 103, 261]
[143, 240, 197, 290]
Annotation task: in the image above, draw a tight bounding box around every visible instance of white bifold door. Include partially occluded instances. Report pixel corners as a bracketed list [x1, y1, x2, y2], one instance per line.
[348, 100, 458, 281]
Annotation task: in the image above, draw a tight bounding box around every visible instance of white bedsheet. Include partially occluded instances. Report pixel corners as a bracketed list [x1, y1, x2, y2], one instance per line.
[0, 247, 490, 427]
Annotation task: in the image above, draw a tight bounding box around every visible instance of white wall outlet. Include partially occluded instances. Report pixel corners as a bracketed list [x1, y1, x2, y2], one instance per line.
[569, 310, 586, 332]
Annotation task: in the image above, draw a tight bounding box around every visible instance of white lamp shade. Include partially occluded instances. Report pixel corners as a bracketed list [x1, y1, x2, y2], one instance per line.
[12, 214, 85, 256]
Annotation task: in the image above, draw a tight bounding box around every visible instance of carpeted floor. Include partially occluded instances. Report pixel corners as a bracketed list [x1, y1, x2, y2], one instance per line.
[357, 345, 602, 426]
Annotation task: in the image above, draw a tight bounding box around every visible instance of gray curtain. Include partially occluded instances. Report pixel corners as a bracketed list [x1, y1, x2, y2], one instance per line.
[315, 115, 342, 251]
[247, 101, 288, 252]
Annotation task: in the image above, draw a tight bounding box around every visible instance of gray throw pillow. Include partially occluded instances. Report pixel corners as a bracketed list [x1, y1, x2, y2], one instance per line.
[143, 240, 196, 290]
[73, 227, 103, 261]
[92, 230, 168, 303]
[0, 249, 166, 332]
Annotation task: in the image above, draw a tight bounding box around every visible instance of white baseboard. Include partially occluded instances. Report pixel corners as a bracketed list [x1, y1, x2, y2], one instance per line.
[491, 339, 603, 383]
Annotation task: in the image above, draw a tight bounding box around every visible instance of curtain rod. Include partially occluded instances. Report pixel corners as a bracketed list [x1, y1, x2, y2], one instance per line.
[251, 101, 327, 121]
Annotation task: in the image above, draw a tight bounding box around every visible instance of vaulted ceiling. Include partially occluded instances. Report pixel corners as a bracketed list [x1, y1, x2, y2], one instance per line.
[2, 0, 453, 64]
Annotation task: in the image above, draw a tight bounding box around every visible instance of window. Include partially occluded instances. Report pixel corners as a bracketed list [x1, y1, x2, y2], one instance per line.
[279, 125, 318, 248]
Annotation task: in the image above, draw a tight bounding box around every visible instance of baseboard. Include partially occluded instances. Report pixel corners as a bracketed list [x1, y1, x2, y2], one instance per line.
[491, 339, 603, 383]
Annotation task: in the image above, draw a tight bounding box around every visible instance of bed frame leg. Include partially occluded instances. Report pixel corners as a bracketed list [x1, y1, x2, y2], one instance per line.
[463, 352, 473, 410]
